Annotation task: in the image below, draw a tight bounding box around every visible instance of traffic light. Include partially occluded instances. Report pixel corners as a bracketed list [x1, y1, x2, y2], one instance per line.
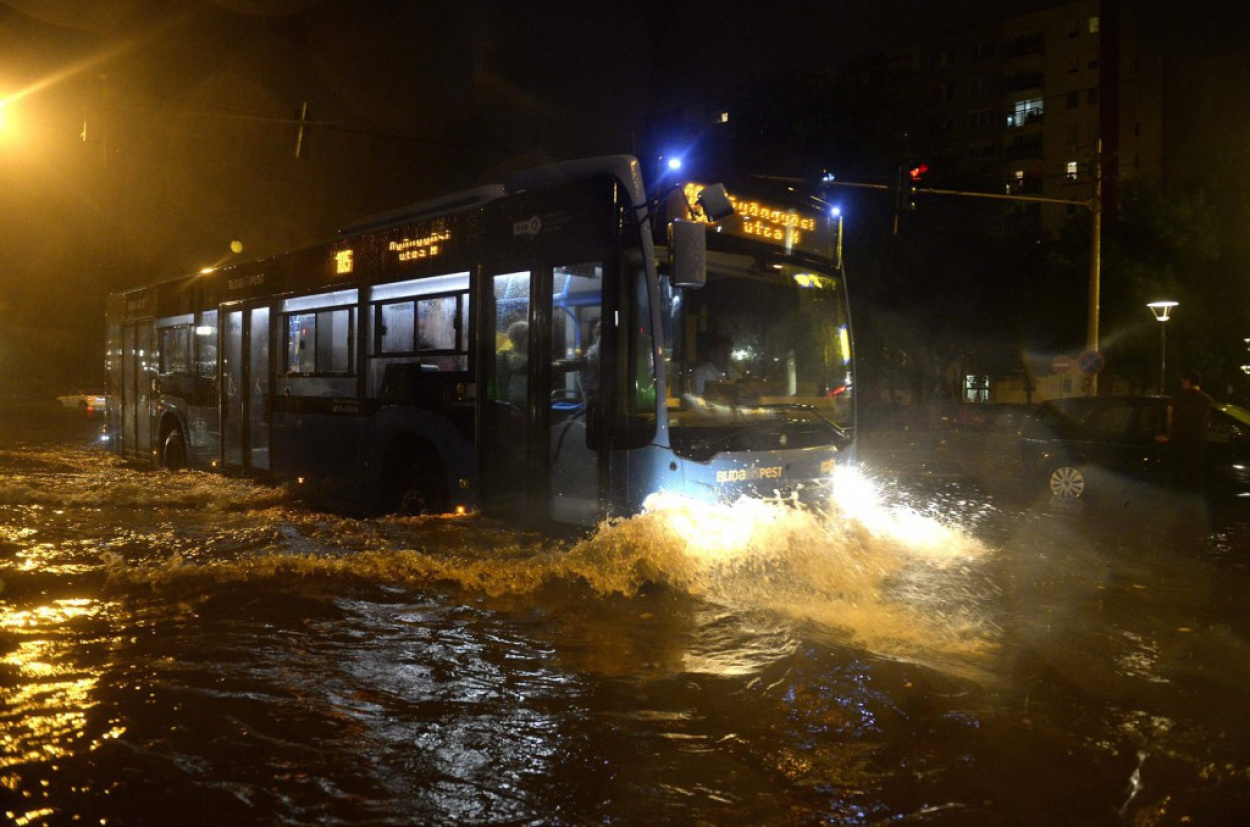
[897, 163, 928, 212]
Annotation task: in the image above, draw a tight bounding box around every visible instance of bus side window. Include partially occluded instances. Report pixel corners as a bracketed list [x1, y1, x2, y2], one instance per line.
[284, 307, 355, 376]
[551, 264, 602, 407]
[159, 325, 193, 376]
[197, 311, 218, 379]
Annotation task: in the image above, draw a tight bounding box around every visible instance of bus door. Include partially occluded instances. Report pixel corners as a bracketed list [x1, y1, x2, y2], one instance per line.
[481, 270, 537, 519]
[219, 302, 271, 473]
[480, 263, 605, 525]
[121, 319, 154, 461]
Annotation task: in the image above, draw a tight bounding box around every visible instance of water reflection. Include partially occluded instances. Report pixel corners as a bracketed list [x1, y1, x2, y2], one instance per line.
[2, 429, 1250, 823]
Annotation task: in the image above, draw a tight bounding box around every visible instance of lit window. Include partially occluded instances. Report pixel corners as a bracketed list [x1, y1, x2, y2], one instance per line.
[1066, 161, 1079, 180]
[1089, 16, 1099, 33]
[285, 307, 355, 375]
[1007, 98, 1044, 128]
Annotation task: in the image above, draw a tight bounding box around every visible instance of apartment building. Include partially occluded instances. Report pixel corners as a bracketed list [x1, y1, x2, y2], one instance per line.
[885, 0, 1164, 230]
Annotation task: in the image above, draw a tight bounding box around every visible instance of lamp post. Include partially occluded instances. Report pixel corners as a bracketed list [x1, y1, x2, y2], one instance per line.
[1147, 301, 1178, 393]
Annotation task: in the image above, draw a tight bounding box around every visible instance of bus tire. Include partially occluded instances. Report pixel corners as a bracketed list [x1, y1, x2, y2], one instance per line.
[162, 428, 188, 471]
[386, 445, 448, 516]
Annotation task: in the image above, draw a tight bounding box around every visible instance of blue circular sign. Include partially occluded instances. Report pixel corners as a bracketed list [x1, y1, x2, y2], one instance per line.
[1077, 350, 1105, 376]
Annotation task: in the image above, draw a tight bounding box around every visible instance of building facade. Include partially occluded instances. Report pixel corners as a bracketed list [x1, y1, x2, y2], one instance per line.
[883, 0, 1164, 230]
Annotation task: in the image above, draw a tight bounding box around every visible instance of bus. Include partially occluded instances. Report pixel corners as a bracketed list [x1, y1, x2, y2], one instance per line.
[104, 155, 854, 527]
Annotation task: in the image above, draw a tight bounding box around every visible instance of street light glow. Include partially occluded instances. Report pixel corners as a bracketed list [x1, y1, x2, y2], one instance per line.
[1147, 300, 1178, 322]
[1147, 300, 1178, 392]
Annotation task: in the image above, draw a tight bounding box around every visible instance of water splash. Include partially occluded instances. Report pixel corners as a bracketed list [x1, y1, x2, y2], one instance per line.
[101, 465, 998, 670]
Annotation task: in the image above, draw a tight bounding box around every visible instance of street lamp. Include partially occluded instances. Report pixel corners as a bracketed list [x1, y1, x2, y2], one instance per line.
[1147, 300, 1178, 393]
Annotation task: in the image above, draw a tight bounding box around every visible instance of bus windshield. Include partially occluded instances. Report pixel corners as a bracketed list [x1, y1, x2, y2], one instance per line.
[664, 247, 853, 462]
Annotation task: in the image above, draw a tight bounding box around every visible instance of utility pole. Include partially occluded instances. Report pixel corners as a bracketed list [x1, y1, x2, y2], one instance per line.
[294, 101, 310, 159]
[1086, 139, 1103, 395]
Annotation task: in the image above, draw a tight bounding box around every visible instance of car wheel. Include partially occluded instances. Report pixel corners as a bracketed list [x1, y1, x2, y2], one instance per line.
[1048, 465, 1085, 498]
[162, 429, 187, 471]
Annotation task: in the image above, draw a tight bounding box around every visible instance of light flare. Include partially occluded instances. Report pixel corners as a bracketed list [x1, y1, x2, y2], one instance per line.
[831, 465, 976, 564]
[642, 491, 785, 563]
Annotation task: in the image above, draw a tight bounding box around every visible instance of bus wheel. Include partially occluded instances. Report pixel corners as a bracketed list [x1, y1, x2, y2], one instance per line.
[389, 450, 448, 516]
[162, 429, 188, 471]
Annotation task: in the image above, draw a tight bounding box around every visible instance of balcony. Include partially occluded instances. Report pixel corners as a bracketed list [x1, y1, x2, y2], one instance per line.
[1005, 174, 1044, 195]
[1006, 108, 1044, 128]
[1005, 34, 1045, 58]
[1005, 140, 1043, 161]
[1004, 71, 1045, 93]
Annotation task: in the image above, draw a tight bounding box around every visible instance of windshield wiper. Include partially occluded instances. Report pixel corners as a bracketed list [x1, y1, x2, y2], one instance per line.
[756, 403, 854, 447]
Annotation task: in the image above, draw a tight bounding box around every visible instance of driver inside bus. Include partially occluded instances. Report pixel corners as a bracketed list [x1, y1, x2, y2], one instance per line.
[692, 334, 740, 394]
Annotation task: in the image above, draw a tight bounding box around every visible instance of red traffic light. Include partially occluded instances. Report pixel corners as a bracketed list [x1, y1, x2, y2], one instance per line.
[909, 163, 929, 181]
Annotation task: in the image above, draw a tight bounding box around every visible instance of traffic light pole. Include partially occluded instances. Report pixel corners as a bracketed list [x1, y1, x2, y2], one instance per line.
[818, 156, 1104, 393]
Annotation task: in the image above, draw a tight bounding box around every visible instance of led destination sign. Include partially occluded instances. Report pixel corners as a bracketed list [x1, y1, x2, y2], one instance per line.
[681, 183, 827, 256]
[389, 229, 451, 262]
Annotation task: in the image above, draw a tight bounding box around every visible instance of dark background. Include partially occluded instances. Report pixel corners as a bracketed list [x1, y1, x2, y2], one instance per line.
[0, 0, 1245, 400]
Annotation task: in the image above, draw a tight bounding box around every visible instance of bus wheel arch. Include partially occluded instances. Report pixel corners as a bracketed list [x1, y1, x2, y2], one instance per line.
[381, 435, 449, 515]
[159, 417, 188, 471]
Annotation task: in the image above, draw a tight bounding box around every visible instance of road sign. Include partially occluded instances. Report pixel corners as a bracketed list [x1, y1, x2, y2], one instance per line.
[1052, 355, 1072, 374]
[1077, 350, 1105, 376]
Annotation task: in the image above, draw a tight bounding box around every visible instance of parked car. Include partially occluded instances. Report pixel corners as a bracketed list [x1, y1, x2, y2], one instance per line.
[56, 392, 106, 413]
[1017, 395, 1250, 500]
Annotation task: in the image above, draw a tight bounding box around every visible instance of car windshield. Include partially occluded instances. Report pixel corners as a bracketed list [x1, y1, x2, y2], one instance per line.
[662, 249, 853, 461]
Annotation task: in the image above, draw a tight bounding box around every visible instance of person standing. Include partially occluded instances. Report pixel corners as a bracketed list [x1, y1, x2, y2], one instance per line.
[578, 319, 601, 402]
[499, 321, 529, 407]
[1158, 369, 1214, 492]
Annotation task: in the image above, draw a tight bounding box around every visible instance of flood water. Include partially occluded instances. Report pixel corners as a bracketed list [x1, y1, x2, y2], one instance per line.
[4, 407, 1250, 825]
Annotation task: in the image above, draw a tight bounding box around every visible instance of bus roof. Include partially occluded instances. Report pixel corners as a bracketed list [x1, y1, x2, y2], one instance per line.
[339, 155, 649, 239]
[338, 184, 507, 237]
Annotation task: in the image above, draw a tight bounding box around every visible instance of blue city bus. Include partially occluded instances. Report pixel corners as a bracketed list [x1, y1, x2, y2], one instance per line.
[104, 155, 854, 527]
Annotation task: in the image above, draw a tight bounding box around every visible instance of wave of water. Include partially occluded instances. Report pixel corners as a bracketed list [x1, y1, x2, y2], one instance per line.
[65, 456, 1000, 675]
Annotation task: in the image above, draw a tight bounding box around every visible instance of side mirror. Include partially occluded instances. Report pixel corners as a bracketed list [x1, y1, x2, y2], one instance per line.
[669, 219, 706, 289]
[697, 183, 735, 222]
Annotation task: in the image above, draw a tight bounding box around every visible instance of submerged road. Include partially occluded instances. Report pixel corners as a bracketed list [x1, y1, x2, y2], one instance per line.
[2, 404, 1249, 824]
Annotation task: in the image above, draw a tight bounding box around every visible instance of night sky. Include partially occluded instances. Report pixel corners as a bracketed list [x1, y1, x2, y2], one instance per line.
[0, 0, 1243, 392]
